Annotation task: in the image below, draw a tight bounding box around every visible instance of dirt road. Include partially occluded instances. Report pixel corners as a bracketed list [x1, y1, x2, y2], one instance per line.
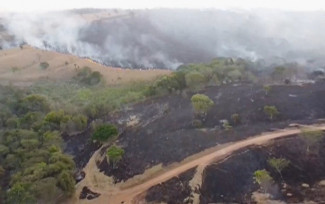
[75, 124, 325, 204]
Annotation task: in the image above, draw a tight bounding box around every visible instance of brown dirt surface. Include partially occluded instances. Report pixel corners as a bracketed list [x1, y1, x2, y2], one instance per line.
[71, 123, 325, 204]
[0, 45, 170, 86]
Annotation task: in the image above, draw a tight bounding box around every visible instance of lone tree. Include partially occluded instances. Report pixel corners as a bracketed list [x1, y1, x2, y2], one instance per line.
[191, 94, 214, 115]
[92, 124, 118, 142]
[268, 157, 290, 179]
[107, 145, 125, 168]
[254, 169, 274, 193]
[299, 128, 324, 153]
[264, 105, 279, 121]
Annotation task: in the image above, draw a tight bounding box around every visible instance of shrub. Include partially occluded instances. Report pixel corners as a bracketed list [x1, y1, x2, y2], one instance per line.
[75, 67, 103, 86]
[107, 145, 125, 166]
[191, 94, 214, 115]
[0, 144, 9, 157]
[185, 71, 206, 90]
[264, 105, 279, 121]
[20, 112, 43, 129]
[11, 67, 20, 73]
[57, 170, 75, 196]
[5, 117, 20, 128]
[92, 124, 118, 142]
[254, 169, 274, 192]
[40, 62, 50, 70]
[19, 94, 50, 114]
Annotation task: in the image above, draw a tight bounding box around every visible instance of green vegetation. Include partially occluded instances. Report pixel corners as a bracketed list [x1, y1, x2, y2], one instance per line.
[191, 94, 214, 115]
[0, 85, 77, 203]
[254, 169, 274, 192]
[92, 124, 118, 142]
[107, 145, 125, 167]
[11, 66, 20, 73]
[74, 66, 103, 86]
[40, 62, 50, 70]
[299, 128, 324, 153]
[268, 157, 290, 179]
[146, 57, 258, 96]
[264, 105, 279, 121]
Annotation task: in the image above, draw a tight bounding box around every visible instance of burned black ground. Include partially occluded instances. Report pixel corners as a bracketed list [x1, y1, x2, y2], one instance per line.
[145, 168, 196, 204]
[96, 80, 325, 182]
[200, 136, 325, 203]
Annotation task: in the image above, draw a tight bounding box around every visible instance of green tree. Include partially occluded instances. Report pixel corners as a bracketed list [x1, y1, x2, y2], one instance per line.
[254, 169, 274, 193]
[0, 165, 5, 178]
[191, 94, 214, 115]
[107, 145, 125, 167]
[299, 128, 324, 153]
[6, 183, 35, 204]
[19, 94, 50, 114]
[92, 124, 118, 142]
[268, 157, 290, 179]
[264, 105, 279, 121]
[185, 72, 206, 90]
[57, 170, 75, 196]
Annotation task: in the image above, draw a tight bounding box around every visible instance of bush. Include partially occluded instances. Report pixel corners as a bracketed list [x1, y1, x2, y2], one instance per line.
[40, 62, 50, 70]
[57, 170, 75, 196]
[75, 67, 103, 86]
[254, 169, 274, 192]
[107, 145, 124, 166]
[19, 94, 50, 114]
[92, 124, 118, 142]
[5, 117, 20, 128]
[191, 94, 214, 115]
[185, 71, 206, 90]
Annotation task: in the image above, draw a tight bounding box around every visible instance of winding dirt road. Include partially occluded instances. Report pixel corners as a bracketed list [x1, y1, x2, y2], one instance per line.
[75, 123, 325, 204]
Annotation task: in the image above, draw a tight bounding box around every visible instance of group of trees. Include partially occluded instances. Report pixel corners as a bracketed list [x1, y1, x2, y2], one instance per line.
[145, 58, 258, 96]
[74, 66, 103, 86]
[254, 157, 290, 192]
[0, 86, 82, 203]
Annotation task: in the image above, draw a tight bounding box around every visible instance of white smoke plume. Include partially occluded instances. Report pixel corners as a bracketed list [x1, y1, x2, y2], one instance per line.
[1, 9, 325, 69]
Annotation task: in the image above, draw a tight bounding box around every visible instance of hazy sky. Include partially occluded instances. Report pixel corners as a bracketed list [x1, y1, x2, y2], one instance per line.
[1, 0, 325, 12]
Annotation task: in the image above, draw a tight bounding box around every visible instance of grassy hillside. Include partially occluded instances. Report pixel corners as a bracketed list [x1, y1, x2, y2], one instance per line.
[0, 45, 170, 86]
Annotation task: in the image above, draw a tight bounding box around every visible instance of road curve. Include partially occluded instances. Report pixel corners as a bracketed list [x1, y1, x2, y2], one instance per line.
[77, 124, 325, 204]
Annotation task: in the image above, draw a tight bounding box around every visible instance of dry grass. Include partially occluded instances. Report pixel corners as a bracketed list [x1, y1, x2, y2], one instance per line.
[0, 45, 170, 87]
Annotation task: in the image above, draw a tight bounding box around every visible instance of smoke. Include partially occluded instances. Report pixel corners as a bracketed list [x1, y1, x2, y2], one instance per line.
[1, 9, 325, 69]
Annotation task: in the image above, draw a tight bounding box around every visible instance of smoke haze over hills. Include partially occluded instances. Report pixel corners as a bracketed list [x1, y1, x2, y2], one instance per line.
[1, 9, 325, 69]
